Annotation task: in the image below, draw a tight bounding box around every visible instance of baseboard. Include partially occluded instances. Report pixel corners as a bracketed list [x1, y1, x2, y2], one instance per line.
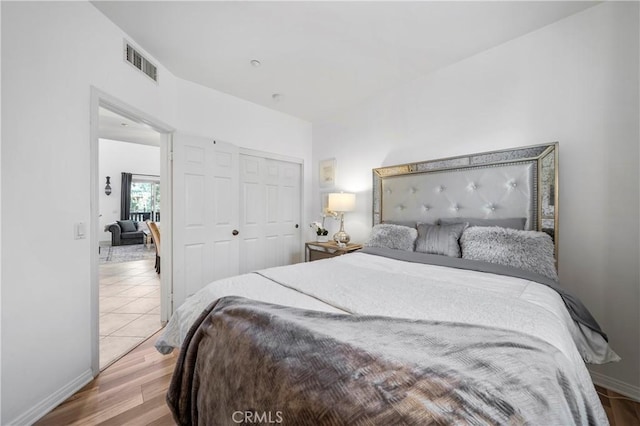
[6, 369, 93, 426]
[590, 370, 640, 401]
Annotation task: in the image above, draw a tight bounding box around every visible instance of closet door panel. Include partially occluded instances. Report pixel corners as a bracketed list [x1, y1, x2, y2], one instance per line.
[239, 155, 302, 273]
[239, 155, 266, 273]
[173, 135, 238, 311]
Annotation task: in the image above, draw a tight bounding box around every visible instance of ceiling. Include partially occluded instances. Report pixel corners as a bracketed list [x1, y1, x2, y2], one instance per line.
[92, 1, 597, 123]
[99, 107, 161, 146]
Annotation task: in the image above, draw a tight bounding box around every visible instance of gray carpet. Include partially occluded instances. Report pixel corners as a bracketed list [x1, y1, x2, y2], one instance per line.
[99, 243, 156, 264]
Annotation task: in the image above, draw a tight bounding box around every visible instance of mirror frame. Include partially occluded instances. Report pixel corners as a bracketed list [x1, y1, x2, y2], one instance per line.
[372, 142, 559, 259]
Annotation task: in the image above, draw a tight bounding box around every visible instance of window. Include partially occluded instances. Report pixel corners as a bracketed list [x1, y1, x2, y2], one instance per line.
[130, 176, 160, 221]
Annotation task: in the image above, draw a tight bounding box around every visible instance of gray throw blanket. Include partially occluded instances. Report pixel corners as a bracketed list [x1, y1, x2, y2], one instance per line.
[168, 296, 600, 425]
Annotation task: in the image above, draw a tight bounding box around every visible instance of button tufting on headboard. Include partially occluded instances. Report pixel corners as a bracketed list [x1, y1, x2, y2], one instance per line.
[380, 162, 535, 229]
[373, 143, 558, 264]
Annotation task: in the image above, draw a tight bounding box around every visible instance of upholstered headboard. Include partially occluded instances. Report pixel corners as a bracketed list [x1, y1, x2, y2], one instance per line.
[373, 143, 558, 250]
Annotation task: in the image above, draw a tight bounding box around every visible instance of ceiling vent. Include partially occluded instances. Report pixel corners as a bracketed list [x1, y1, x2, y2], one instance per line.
[124, 41, 158, 83]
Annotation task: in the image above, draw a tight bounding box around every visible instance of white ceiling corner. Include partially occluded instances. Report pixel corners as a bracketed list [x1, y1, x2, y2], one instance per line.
[92, 1, 598, 123]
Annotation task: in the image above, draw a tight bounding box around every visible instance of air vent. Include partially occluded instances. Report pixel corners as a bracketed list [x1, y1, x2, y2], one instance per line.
[124, 41, 158, 83]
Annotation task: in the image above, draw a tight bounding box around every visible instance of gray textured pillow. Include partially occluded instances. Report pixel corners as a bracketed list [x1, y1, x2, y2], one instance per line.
[365, 224, 418, 251]
[117, 220, 137, 233]
[415, 223, 468, 257]
[439, 217, 527, 230]
[381, 220, 419, 229]
[460, 226, 558, 281]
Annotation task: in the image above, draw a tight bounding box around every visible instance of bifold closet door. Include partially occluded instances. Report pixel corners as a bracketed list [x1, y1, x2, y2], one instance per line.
[173, 134, 239, 311]
[239, 155, 302, 274]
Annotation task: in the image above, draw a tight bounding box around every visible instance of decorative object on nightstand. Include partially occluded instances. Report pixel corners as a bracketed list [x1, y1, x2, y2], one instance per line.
[305, 241, 363, 262]
[310, 216, 330, 242]
[328, 192, 356, 246]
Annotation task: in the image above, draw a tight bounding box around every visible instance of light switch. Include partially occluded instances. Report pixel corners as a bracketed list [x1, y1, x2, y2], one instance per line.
[75, 222, 86, 239]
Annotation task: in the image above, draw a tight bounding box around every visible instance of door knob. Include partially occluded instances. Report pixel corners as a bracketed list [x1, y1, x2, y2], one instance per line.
[232, 230, 239, 236]
[295, 224, 299, 228]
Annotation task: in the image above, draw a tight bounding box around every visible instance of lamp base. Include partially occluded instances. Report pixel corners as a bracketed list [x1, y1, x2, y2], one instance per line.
[333, 230, 350, 246]
[333, 212, 350, 247]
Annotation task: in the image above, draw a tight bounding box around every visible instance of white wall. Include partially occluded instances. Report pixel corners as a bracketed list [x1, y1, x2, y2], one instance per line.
[0, 2, 3, 420]
[99, 139, 161, 242]
[313, 2, 640, 396]
[1, 2, 311, 423]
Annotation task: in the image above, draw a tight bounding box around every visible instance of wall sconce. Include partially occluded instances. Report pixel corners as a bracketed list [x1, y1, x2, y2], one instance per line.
[327, 192, 356, 246]
[105, 176, 112, 196]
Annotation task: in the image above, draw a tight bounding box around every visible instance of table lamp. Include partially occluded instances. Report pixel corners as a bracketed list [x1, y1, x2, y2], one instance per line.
[328, 192, 356, 245]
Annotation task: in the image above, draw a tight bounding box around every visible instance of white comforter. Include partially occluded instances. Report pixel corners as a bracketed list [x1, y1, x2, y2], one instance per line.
[157, 252, 609, 424]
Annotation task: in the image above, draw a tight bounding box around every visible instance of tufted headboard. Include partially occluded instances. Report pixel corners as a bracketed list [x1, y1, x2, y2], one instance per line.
[373, 143, 559, 252]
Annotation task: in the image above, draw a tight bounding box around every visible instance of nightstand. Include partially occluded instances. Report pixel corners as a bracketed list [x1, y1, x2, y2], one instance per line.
[305, 241, 363, 262]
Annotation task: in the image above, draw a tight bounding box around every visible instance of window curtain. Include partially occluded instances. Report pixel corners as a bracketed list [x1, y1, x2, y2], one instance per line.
[120, 172, 132, 220]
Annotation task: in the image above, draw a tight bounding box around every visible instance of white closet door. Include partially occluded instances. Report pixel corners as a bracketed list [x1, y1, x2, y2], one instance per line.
[173, 134, 239, 310]
[239, 155, 266, 272]
[271, 159, 302, 266]
[211, 141, 240, 280]
[239, 155, 302, 273]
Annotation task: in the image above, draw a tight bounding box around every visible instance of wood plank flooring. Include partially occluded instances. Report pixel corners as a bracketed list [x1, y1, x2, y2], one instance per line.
[36, 330, 640, 425]
[35, 330, 178, 426]
[596, 385, 640, 426]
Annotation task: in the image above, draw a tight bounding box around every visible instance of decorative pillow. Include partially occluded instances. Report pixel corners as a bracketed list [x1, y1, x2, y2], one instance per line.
[460, 226, 558, 281]
[439, 217, 527, 230]
[381, 220, 419, 229]
[117, 220, 137, 233]
[415, 222, 468, 257]
[365, 224, 418, 251]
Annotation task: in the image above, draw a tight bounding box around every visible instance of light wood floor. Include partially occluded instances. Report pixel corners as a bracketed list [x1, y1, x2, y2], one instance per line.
[596, 385, 640, 426]
[36, 330, 178, 426]
[36, 330, 640, 425]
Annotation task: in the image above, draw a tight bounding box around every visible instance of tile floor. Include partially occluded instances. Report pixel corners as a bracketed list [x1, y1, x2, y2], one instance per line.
[99, 258, 162, 369]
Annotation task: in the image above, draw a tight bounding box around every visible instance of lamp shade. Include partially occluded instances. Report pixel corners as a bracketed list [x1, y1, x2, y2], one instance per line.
[328, 193, 355, 212]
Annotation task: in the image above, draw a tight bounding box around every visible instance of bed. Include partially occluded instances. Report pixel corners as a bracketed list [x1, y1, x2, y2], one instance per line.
[158, 143, 618, 425]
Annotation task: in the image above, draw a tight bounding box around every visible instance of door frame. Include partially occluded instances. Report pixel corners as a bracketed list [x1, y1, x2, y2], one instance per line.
[89, 87, 174, 375]
[239, 147, 305, 262]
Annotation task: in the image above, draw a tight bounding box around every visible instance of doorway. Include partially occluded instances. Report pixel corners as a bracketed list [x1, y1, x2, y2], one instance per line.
[98, 131, 162, 369]
[90, 88, 174, 374]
